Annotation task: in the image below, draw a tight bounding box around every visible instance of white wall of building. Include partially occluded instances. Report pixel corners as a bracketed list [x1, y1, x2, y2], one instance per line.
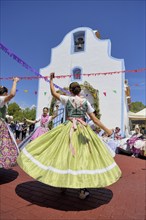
[37, 27, 128, 135]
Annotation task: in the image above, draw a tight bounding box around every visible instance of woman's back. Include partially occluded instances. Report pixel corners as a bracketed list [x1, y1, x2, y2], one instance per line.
[60, 95, 93, 120]
[66, 96, 88, 119]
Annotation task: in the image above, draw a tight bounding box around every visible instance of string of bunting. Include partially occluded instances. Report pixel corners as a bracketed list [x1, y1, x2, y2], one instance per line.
[1, 42, 145, 105]
[0, 66, 146, 81]
[0, 42, 70, 94]
[15, 89, 118, 97]
[16, 89, 47, 95]
[15, 84, 144, 96]
[1, 42, 146, 81]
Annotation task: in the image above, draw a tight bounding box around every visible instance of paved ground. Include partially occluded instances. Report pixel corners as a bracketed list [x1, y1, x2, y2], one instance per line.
[0, 154, 146, 220]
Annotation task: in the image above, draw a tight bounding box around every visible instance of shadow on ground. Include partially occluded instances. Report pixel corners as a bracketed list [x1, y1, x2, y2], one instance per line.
[15, 181, 113, 211]
[0, 168, 19, 184]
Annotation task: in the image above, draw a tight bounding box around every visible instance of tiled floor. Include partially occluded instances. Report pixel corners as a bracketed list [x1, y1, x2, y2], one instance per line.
[0, 154, 146, 220]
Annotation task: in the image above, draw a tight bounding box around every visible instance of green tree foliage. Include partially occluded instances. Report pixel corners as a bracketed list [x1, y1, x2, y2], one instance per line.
[23, 107, 36, 120]
[129, 102, 145, 113]
[8, 102, 20, 116]
[8, 102, 36, 122]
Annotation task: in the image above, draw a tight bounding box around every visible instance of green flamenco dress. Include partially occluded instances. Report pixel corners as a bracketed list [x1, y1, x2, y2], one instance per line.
[17, 98, 122, 188]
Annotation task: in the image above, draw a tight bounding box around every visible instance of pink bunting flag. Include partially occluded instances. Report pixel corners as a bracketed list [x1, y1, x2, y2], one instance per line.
[103, 92, 106, 96]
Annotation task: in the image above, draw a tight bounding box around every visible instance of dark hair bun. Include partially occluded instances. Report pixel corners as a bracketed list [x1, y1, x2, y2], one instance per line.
[0, 86, 8, 95]
[72, 86, 81, 95]
[69, 82, 81, 95]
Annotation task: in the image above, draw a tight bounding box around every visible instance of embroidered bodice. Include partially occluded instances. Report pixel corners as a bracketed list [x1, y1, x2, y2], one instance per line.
[66, 99, 88, 120]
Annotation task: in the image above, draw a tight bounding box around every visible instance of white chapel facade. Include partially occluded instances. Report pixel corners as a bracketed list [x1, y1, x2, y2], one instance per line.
[36, 27, 130, 135]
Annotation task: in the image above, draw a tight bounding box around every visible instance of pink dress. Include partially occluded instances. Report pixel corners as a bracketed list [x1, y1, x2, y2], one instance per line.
[30, 114, 52, 141]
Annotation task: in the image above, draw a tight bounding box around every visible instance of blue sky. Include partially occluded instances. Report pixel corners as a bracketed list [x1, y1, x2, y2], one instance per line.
[0, 0, 145, 108]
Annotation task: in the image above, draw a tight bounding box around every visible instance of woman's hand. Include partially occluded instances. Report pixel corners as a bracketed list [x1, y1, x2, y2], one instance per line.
[50, 72, 55, 80]
[13, 77, 20, 83]
[50, 72, 60, 100]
